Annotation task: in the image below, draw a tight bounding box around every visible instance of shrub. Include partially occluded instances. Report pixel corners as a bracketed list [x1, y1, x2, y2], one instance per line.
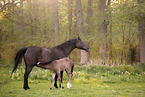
[133, 63, 145, 74]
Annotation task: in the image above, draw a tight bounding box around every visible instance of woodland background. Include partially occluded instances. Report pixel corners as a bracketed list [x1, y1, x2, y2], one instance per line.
[0, 0, 145, 65]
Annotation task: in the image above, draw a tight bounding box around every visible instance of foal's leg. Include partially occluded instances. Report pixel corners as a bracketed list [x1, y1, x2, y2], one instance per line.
[57, 72, 62, 89]
[67, 73, 72, 88]
[49, 73, 56, 90]
[66, 70, 72, 88]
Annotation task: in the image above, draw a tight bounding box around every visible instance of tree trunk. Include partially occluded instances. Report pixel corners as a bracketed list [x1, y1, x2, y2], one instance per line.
[67, 0, 72, 40]
[109, 19, 113, 61]
[76, 0, 88, 64]
[27, 0, 34, 37]
[108, 0, 113, 62]
[86, 0, 93, 27]
[138, 0, 145, 63]
[76, 0, 83, 36]
[52, 0, 59, 45]
[20, 0, 23, 40]
[99, 0, 107, 64]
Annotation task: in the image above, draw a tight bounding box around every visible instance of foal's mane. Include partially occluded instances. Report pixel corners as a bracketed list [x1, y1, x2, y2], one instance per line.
[52, 38, 77, 49]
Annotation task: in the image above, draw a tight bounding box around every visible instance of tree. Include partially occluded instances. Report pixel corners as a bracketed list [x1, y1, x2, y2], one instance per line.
[52, 0, 59, 45]
[20, 0, 24, 40]
[76, 0, 88, 64]
[99, 0, 107, 63]
[108, 1, 113, 62]
[67, 0, 72, 40]
[86, 0, 93, 32]
[138, 0, 145, 63]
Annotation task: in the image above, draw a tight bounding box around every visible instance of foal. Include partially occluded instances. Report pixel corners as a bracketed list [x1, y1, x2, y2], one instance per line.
[37, 58, 74, 89]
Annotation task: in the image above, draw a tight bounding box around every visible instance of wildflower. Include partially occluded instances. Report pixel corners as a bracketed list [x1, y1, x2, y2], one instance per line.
[95, 73, 97, 77]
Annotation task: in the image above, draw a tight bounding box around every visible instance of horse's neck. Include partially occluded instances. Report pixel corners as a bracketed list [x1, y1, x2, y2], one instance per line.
[54, 41, 76, 57]
[63, 44, 76, 56]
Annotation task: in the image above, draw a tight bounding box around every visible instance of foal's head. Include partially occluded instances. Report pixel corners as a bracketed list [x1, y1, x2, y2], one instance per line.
[75, 37, 89, 52]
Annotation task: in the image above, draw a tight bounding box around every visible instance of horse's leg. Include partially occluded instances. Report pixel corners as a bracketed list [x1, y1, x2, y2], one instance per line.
[57, 72, 62, 89]
[59, 71, 64, 88]
[23, 66, 33, 90]
[54, 71, 64, 88]
[54, 74, 58, 88]
[49, 73, 56, 90]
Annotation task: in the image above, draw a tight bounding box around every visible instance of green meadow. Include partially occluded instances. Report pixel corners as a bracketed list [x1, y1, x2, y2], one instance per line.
[0, 60, 145, 97]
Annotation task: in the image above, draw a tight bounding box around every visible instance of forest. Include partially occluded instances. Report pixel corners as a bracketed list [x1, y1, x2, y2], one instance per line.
[0, 0, 145, 65]
[0, 0, 145, 96]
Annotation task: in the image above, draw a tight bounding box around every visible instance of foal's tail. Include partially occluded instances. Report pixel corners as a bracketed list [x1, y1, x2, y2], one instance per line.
[11, 47, 28, 78]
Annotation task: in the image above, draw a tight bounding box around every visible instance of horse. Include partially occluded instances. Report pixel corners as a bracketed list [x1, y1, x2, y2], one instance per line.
[37, 57, 74, 89]
[11, 37, 89, 90]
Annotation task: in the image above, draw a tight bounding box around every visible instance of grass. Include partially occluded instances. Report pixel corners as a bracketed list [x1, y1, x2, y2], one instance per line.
[0, 60, 145, 97]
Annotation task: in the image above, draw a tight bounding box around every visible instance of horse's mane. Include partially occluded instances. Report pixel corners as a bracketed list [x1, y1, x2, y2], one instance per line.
[52, 38, 77, 49]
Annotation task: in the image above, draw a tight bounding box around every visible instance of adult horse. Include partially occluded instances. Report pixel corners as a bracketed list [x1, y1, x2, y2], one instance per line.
[11, 37, 89, 90]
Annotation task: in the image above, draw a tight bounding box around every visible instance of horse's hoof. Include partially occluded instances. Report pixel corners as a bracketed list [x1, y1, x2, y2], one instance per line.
[23, 87, 30, 90]
[49, 88, 52, 90]
[54, 85, 58, 88]
[54, 86, 58, 88]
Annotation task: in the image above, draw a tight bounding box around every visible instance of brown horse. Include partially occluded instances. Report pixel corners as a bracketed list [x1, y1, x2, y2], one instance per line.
[11, 37, 89, 90]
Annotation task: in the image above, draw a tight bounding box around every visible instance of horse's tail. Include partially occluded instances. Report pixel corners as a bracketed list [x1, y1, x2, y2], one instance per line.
[11, 47, 28, 78]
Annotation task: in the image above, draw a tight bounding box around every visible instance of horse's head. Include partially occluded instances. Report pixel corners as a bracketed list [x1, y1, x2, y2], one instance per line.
[75, 37, 89, 52]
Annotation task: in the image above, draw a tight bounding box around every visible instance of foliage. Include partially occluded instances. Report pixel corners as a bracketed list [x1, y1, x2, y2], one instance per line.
[0, 0, 145, 64]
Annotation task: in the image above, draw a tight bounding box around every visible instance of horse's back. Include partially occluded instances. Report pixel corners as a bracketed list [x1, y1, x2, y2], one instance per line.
[25, 46, 42, 57]
[24, 46, 42, 65]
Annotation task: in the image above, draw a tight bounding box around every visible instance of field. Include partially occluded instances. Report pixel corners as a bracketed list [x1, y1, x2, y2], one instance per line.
[0, 60, 145, 97]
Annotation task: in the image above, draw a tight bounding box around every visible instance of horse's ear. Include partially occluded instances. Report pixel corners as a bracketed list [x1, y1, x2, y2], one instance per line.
[78, 36, 81, 41]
